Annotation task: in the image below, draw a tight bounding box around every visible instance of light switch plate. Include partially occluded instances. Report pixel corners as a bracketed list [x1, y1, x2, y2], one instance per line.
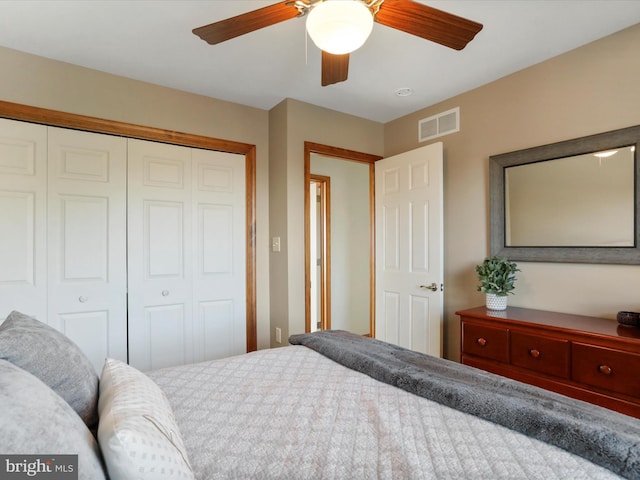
[271, 236, 281, 252]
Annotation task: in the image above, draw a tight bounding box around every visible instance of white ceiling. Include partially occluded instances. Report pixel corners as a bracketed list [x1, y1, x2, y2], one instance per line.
[0, 1, 639, 123]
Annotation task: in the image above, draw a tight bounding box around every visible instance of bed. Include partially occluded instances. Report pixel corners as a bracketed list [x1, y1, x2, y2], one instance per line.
[1, 311, 639, 480]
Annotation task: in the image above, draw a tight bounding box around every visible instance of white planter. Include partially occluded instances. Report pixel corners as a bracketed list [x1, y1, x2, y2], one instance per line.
[486, 293, 508, 311]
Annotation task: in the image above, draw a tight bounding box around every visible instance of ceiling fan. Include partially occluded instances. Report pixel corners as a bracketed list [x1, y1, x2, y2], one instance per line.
[193, 0, 483, 87]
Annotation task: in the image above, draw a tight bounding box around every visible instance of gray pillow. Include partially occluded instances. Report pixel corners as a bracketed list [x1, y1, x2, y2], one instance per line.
[0, 311, 99, 430]
[0, 359, 106, 480]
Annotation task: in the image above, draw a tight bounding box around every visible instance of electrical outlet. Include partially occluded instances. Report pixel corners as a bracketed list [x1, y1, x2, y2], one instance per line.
[275, 327, 282, 344]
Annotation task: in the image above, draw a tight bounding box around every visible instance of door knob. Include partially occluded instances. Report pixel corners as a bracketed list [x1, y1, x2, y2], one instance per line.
[420, 283, 439, 292]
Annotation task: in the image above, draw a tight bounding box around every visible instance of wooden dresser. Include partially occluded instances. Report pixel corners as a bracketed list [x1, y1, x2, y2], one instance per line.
[456, 306, 640, 418]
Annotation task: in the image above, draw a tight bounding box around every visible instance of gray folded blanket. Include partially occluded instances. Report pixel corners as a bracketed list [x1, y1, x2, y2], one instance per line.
[289, 330, 640, 480]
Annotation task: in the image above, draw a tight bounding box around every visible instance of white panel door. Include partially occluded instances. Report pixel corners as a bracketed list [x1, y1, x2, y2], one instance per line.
[191, 148, 246, 361]
[128, 139, 193, 371]
[0, 119, 47, 321]
[375, 143, 443, 356]
[128, 141, 247, 370]
[47, 127, 128, 372]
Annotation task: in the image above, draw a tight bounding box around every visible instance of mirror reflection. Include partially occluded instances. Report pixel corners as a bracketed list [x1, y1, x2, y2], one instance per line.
[505, 146, 635, 247]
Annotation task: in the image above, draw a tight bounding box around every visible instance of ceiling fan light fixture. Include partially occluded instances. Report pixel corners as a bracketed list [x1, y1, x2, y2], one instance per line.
[306, 0, 374, 55]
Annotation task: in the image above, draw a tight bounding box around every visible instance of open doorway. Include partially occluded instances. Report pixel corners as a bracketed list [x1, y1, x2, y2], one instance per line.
[304, 142, 381, 337]
[309, 175, 330, 332]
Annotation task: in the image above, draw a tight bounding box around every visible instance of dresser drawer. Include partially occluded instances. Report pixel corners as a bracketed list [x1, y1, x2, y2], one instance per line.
[510, 332, 570, 378]
[461, 321, 509, 362]
[572, 343, 640, 397]
[457, 307, 640, 418]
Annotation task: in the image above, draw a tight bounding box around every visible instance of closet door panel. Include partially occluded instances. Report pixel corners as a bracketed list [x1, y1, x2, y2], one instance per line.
[145, 200, 185, 277]
[192, 149, 246, 362]
[0, 192, 36, 283]
[58, 195, 109, 280]
[47, 127, 127, 373]
[128, 139, 193, 371]
[146, 304, 187, 370]
[201, 300, 234, 360]
[0, 119, 47, 321]
[59, 310, 110, 371]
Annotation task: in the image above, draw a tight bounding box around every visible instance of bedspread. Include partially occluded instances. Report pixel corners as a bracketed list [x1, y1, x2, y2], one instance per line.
[149, 345, 622, 480]
[290, 330, 640, 479]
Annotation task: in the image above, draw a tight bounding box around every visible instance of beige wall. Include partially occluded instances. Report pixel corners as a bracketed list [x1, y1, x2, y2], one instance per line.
[0, 45, 273, 349]
[268, 102, 290, 346]
[385, 24, 640, 360]
[268, 99, 383, 347]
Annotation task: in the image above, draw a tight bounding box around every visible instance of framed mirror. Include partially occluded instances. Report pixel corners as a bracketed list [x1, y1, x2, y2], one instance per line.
[490, 125, 640, 264]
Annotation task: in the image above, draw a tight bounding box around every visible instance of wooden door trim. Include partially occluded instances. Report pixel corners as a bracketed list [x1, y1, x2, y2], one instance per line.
[310, 174, 331, 331]
[304, 141, 381, 337]
[0, 100, 258, 352]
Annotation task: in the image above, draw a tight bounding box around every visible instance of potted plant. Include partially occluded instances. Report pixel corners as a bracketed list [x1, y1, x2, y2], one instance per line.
[475, 256, 520, 310]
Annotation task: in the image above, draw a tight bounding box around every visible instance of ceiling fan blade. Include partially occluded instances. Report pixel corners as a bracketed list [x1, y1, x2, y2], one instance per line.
[376, 0, 483, 51]
[193, 1, 300, 45]
[322, 51, 350, 87]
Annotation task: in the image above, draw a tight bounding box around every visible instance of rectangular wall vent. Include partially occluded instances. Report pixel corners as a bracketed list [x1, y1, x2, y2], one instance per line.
[418, 107, 460, 142]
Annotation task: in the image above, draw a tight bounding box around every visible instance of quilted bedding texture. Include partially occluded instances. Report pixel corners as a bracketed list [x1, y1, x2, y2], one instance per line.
[148, 346, 622, 480]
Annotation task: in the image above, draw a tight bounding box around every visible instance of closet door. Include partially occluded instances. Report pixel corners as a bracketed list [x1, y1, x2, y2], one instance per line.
[127, 139, 194, 371]
[192, 148, 246, 361]
[127, 140, 247, 371]
[47, 127, 128, 372]
[0, 119, 47, 321]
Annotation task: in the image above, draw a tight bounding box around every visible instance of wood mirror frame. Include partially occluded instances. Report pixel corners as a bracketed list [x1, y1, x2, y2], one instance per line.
[490, 125, 640, 264]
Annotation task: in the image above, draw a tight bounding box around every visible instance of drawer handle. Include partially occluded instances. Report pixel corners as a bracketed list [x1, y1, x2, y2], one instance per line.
[598, 364, 613, 375]
[529, 349, 540, 359]
[476, 337, 487, 347]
